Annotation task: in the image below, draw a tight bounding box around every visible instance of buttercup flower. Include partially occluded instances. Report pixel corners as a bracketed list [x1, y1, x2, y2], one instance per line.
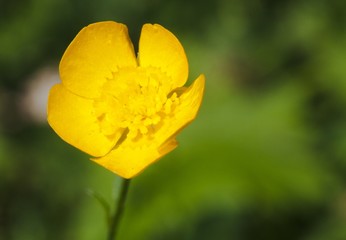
[47, 21, 205, 178]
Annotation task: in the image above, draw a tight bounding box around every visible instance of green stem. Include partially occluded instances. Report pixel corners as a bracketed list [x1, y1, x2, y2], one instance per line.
[108, 178, 131, 240]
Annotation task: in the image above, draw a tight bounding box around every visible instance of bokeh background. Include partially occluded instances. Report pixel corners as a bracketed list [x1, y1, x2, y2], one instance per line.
[1, 0, 346, 239]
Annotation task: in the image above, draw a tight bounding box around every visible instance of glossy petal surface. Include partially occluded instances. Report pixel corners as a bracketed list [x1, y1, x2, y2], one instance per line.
[47, 84, 122, 157]
[92, 139, 178, 179]
[138, 24, 188, 91]
[154, 74, 205, 143]
[60, 21, 137, 98]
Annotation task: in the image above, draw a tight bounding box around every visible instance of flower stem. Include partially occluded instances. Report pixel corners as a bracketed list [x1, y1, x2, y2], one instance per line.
[108, 178, 131, 240]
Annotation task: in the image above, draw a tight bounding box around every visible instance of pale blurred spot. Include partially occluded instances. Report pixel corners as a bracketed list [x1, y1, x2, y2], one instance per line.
[20, 66, 60, 123]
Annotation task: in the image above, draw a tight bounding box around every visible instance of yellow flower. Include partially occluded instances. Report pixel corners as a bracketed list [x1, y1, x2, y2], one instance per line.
[47, 21, 205, 179]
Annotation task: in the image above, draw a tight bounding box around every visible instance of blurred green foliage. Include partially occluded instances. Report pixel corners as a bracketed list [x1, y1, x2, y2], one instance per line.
[1, 0, 346, 239]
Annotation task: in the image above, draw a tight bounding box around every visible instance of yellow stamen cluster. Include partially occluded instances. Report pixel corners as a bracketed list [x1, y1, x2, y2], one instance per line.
[94, 66, 180, 140]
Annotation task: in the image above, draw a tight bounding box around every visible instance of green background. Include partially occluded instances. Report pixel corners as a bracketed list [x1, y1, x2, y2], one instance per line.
[1, 0, 346, 239]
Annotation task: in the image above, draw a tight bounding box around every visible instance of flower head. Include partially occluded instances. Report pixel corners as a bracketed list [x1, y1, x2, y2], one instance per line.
[47, 21, 205, 178]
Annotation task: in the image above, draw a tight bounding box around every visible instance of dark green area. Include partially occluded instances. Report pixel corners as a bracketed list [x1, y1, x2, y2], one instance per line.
[1, 0, 346, 239]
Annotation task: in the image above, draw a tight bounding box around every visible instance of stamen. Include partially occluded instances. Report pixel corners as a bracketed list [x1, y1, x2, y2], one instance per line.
[94, 66, 179, 139]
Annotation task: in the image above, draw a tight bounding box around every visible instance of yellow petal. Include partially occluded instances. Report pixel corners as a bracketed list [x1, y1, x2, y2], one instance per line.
[138, 24, 188, 90]
[155, 74, 206, 144]
[60, 21, 137, 98]
[92, 138, 177, 179]
[47, 84, 122, 157]
[92, 75, 205, 178]
[92, 114, 181, 179]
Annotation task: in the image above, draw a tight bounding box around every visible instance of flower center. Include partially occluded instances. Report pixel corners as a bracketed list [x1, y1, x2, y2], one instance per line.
[94, 66, 180, 140]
